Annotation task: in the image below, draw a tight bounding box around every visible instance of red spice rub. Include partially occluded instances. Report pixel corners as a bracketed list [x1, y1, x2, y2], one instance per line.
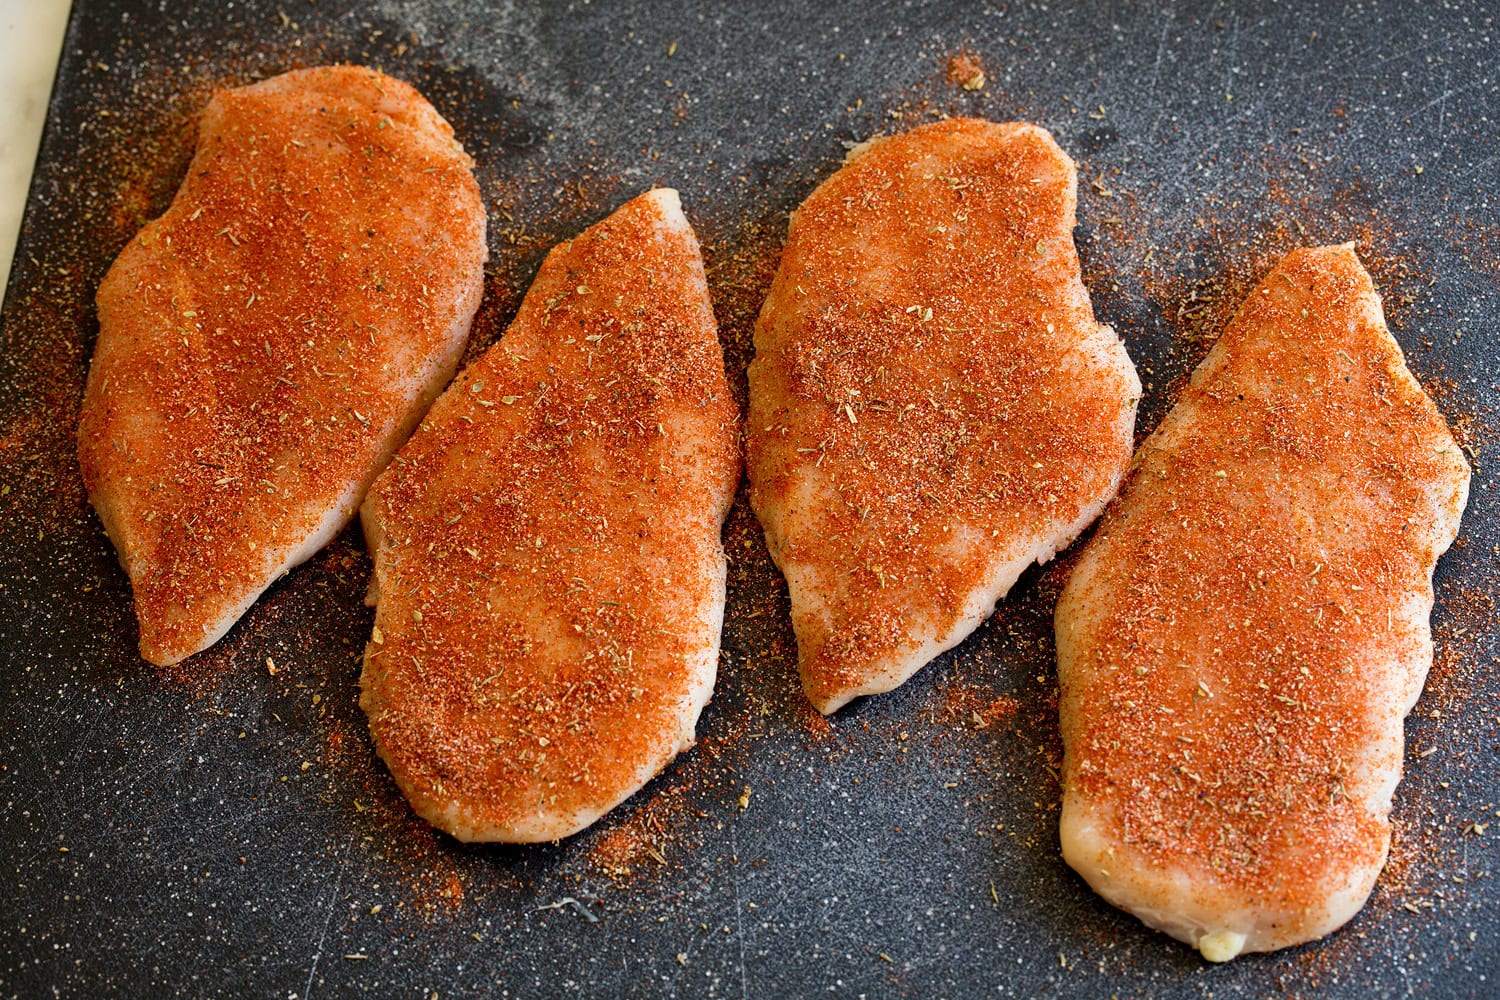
[1056, 245, 1471, 959]
[746, 118, 1139, 713]
[77, 65, 486, 665]
[359, 189, 740, 843]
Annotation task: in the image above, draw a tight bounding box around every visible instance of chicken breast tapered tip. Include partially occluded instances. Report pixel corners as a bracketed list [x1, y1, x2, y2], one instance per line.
[746, 118, 1139, 714]
[360, 189, 740, 843]
[78, 65, 486, 666]
[1057, 244, 1470, 959]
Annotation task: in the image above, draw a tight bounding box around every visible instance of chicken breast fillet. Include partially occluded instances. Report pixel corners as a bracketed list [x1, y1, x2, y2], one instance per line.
[746, 119, 1140, 714]
[1057, 245, 1470, 961]
[359, 189, 739, 843]
[78, 66, 486, 666]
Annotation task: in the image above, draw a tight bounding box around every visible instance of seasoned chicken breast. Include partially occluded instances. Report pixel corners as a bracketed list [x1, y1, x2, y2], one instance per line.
[359, 189, 739, 843]
[78, 65, 486, 666]
[1056, 245, 1470, 960]
[746, 118, 1139, 714]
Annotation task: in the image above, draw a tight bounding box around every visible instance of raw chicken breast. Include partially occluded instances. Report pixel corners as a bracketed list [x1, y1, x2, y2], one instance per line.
[79, 66, 486, 665]
[1057, 245, 1470, 960]
[747, 118, 1139, 713]
[359, 190, 739, 842]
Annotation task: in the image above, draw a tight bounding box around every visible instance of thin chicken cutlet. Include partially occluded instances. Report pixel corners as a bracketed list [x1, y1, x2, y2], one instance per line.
[1056, 245, 1470, 960]
[78, 66, 486, 666]
[747, 118, 1139, 714]
[360, 190, 739, 843]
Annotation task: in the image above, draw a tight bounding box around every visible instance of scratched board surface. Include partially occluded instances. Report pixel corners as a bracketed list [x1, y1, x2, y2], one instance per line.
[1, 1, 1497, 997]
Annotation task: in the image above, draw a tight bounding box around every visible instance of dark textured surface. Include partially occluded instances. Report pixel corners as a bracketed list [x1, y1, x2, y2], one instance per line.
[1, 1, 1497, 997]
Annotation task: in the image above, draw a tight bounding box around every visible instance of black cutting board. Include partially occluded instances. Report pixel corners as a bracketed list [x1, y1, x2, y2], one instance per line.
[1, 1, 1496, 997]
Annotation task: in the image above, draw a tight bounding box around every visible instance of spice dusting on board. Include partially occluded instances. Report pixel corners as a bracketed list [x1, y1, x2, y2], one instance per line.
[799, 701, 836, 743]
[580, 784, 700, 883]
[877, 49, 1021, 128]
[1079, 155, 1440, 417]
[940, 681, 1019, 731]
[701, 211, 786, 409]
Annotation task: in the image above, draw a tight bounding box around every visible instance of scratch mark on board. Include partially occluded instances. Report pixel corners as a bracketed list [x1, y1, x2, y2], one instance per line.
[302, 847, 349, 1000]
[1433, 68, 1455, 164]
[731, 823, 749, 999]
[534, 896, 599, 922]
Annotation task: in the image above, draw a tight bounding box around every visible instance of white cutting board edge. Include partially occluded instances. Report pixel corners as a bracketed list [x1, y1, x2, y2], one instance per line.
[0, 0, 73, 300]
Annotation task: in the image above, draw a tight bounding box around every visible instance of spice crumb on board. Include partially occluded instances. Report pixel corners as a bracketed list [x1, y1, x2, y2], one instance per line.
[945, 52, 987, 92]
